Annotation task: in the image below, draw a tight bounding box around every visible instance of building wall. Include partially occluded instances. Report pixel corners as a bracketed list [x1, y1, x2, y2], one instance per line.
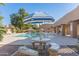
[77, 24, 79, 36]
[65, 24, 70, 35]
[40, 24, 54, 32]
[54, 24, 71, 36]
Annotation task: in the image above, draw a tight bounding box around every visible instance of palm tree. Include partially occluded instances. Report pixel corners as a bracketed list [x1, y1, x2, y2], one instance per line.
[0, 3, 5, 6]
[0, 26, 5, 41]
[0, 16, 5, 41]
[18, 8, 29, 30]
[0, 3, 5, 41]
[18, 8, 28, 18]
[10, 8, 29, 32]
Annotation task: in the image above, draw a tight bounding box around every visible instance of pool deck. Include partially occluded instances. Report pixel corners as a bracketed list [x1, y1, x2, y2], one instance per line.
[0, 33, 78, 46]
[0, 33, 78, 56]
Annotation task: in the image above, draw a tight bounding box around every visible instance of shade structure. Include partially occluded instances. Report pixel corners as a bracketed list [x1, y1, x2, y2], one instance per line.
[24, 11, 54, 25]
[53, 6, 79, 26]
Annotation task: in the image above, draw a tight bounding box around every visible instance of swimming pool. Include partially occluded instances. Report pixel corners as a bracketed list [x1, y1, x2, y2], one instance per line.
[16, 32, 40, 38]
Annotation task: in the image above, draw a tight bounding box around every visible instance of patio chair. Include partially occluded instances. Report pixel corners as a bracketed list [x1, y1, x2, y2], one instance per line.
[48, 43, 60, 56]
[58, 47, 78, 56]
[32, 41, 40, 49]
[49, 43, 60, 49]
[11, 46, 39, 56]
[48, 48, 59, 56]
[32, 41, 46, 49]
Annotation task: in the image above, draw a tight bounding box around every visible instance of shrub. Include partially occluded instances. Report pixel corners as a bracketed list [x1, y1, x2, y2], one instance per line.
[0, 27, 5, 41]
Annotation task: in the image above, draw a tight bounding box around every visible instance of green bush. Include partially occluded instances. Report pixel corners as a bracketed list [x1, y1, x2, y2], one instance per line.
[0, 27, 5, 41]
[0, 33, 3, 41]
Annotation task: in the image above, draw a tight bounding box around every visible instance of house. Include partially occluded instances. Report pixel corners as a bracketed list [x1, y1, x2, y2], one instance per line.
[53, 6, 79, 38]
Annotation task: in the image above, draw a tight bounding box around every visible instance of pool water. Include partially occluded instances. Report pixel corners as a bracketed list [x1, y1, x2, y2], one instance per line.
[16, 32, 40, 38]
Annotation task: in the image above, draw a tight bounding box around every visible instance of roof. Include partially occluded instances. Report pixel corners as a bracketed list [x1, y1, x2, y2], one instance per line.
[53, 6, 79, 26]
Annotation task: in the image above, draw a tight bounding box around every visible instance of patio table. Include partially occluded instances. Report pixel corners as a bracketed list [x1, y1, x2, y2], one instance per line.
[32, 37, 51, 42]
[32, 37, 51, 55]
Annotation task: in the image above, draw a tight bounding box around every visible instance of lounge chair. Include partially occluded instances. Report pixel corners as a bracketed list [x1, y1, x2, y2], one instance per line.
[48, 48, 59, 56]
[11, 46, 39, 56]
[58, 47, 78, 56]
[48, 43, 60, 56]
[49, 43, 60, 50]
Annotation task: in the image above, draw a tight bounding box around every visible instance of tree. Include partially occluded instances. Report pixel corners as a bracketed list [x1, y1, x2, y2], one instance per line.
[23, 24, 33, 29]
[10, 13, 19, 28]
[18, 8, 28, 30]
[0, 16, 5, 41]
[0, 3, 5, 6]
[18, 8, 28, 18]
[10, 8, 29, 32]
[0, 3, 5, 41]
[0, 16, 3, 26]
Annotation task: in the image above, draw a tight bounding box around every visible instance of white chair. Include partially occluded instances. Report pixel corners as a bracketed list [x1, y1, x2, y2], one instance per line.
[49, 43, 60, 51]
[11, 46, 39, 56]
[48, 43, 60, 56]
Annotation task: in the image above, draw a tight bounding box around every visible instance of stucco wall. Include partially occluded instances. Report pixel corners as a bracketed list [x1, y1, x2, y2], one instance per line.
[40, 24, 54, 32]
[77, 24, 79, 35]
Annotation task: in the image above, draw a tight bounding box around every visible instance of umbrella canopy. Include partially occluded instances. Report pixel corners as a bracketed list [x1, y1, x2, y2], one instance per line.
[24, 11, 55, 25]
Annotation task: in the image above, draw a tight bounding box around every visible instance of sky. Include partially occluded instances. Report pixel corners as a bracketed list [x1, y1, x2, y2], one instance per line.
[0, 3, 79, 25]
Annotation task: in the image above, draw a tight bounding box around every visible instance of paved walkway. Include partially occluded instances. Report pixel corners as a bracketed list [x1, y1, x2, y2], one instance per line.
[58, 47, 78, 56]
[49, 35, 78, 45]
[0, 33, 78, 56]
[0, 45, 19, 56]
[0, 33, 78, 46]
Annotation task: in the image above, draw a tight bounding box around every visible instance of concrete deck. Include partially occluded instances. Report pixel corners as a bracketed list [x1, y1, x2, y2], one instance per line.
[0, 33, 78, 46]
[48, 35, 78, 45]
[0, 33, 78, 56]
